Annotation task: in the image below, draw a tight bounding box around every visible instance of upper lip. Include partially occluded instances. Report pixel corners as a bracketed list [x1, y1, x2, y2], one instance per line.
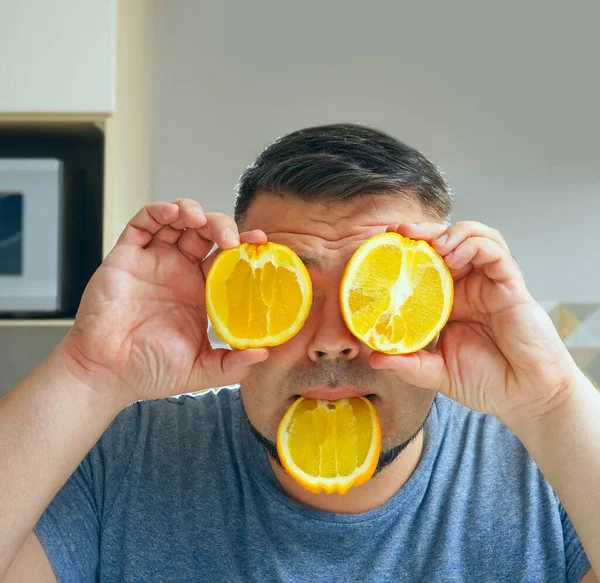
[300, 387, 372, 400]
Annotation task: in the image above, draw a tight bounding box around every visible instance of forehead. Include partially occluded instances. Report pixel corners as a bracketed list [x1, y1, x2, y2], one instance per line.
[240, 192, 433, 270]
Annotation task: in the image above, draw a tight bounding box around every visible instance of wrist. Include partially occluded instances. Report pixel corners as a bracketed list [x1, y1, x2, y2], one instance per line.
[506, 369, 598, 449]
[51, 336, 130, 418]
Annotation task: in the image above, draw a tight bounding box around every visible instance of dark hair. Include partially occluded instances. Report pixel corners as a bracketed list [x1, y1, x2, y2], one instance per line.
[234, 123, 452, 223]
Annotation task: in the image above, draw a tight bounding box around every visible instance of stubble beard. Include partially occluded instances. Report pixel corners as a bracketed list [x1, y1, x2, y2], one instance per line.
[241, 359, 434, 479]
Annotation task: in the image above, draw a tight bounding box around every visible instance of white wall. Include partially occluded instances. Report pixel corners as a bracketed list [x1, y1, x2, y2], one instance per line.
[0, 327, 68, 396]
[150, 0, 600, 301]
[3, 1, 599, 396]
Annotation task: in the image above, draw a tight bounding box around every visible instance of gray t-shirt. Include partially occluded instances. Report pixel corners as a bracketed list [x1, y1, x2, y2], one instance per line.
[35, 387, 591, 582]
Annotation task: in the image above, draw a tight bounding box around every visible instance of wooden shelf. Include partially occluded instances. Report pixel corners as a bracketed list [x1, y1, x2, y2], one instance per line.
[0, 319, 74, 327]
[0, 113, 107, 123]
[0, 118, 105, 139]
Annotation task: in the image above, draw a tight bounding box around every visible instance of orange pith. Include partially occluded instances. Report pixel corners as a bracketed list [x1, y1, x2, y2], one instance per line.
[340, 232, 453, 354]
[206, 242, 312, 349]
[276, 396, 381, 495]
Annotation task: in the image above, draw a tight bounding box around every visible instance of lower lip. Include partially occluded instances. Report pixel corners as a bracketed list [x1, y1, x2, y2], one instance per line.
[302, 388, 367, 400]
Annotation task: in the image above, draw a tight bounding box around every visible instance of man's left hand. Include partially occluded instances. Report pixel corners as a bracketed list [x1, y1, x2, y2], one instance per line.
[369, 221, 585, 428]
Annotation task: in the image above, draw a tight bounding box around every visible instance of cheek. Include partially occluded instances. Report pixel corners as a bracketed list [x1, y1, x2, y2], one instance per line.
[240, 362, 292, 440]
[273, 326, 311, 362]
[275, 306, 318, 356]
[241, 336, 307, 407]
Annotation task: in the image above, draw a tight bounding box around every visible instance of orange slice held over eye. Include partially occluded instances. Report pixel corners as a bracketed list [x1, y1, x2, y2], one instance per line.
[277, 396, 381, 495]
[205, 242, 313, 349]
[340, 232, 454, 355]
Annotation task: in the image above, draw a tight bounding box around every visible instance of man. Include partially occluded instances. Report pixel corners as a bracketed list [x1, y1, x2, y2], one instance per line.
[0, 124, 598, 582]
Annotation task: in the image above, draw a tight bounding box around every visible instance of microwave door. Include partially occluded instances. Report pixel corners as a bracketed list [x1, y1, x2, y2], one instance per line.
[0, 193, 24, 276]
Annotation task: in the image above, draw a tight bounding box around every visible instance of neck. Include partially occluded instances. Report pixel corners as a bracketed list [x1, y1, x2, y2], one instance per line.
[267, 430, 424, 514]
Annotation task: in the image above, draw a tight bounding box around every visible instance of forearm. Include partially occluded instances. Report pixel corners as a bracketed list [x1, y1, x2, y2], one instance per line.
[0, 341, 123, 577]
[509, 372, 600, 574]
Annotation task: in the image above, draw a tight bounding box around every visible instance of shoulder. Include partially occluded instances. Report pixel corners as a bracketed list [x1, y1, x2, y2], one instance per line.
[86, 387, 242, 509]
[434, 393, 525, 455]
[109, 385, 241, 436]
[96, 386, 242, 474]
[432, 394, 554, 504]
[424, 396, 590, 582]
[432, 394, 546, 487]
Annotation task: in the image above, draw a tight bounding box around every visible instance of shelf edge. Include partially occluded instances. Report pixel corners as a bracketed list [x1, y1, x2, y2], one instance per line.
[0, 319, 75, 327]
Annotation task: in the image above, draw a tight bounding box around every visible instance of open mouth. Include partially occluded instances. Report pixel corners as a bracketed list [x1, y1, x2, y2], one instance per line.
[292, 393, 377, 402]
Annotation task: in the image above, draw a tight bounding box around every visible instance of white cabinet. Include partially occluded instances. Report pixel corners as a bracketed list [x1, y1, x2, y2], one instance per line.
[0, 0, 116, 113]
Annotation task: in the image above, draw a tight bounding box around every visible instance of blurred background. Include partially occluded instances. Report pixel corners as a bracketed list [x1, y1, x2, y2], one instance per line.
[1, 0, 599, 395]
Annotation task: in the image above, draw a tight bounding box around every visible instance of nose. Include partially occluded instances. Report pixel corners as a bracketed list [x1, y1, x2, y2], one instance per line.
[307, 290, 361, 363]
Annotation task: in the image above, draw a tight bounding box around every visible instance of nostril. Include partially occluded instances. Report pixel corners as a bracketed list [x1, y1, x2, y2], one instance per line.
[311, 348, 356, 361]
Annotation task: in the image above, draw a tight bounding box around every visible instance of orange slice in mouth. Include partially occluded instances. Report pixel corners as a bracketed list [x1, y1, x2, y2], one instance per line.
[277, 396, 381, 495]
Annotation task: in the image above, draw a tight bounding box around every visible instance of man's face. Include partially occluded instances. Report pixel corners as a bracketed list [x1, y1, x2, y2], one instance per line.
[239, 192, 437, 461]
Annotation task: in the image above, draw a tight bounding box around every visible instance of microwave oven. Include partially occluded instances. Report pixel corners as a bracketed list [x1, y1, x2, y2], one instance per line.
[0, 158, 77, 316]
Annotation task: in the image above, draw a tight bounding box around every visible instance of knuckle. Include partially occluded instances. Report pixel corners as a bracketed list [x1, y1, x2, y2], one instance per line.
[469, 220, 485, 227]
[446, 222, 466, 236]
[452, 220, 471, 229]
[462, 220, 485, 231]
[145, 202, 166, 213]
[207, 212, 236, 226]
[174, 197, 201, 208]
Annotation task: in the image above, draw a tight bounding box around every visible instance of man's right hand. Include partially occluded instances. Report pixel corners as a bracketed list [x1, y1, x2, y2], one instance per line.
[61, 199, 269, 408]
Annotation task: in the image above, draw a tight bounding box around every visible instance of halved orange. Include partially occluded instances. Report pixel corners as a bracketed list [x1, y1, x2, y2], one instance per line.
[340, 232, 453, 354]
[276, 396, 381, 495]
[206, 242, 312, 349]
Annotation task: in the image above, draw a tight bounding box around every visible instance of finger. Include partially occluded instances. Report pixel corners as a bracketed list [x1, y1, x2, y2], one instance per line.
[188, 229, 267, 266]
[240, 229, 268, 244]
[199, 230, 268, 276]
[176, 227, 214, 262]
[178, 212, 244, 265]
[431, 221, 510, 257]
[170, 198, 208, 230]
[117, 202, 180, 247]
[446, 262, 474, 283]
[147, 225, 185, 248]
[394, 221, 511, 258]
[220, 348, 269, 374]
[200, 245, 220, 279]
[190, 347, 269, 390]
[369, 349, 449, 393]
[196, 213, 241, 249]
[444, 237, 522, 284]
[393, 222, 447, 243]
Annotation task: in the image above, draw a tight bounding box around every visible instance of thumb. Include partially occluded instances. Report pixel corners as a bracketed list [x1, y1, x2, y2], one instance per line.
[369, 349, 449, 393]
[189, 347, 269, 391]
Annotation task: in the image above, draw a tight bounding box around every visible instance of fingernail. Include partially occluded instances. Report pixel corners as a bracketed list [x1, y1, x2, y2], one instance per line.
[224, 228, 239, 245]
[435, 234, 449, 245]
[191, 207, 204, 215]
